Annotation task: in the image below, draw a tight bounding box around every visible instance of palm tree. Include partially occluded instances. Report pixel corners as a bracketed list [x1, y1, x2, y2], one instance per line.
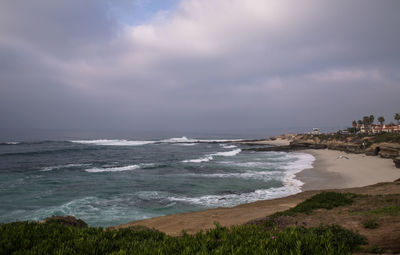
[363, 116, 370, 133]
[369, 115, 374, 125]
[378, 116, 385, 126]
[363, 116, 370, 126]
[352, 120, 357, 134]
[394, 113, 400, 125]
[357, 120, 363, 126]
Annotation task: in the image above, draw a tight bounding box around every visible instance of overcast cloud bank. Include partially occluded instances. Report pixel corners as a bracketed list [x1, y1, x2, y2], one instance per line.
[0, 0, 399, 134]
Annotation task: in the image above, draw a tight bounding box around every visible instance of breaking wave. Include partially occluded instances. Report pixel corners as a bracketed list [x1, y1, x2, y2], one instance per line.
[182, 156, 214, 163]
[212, 149, 242, 157]
[182, 149, 242, 163]
[220, 144, 237, 149]
[0, 142, 20, 145]
[70, 136, 244, 146]
[85, 163, 156, 173]
[19, 195, 163, 227]
[161, 136, 197, 143]
[70, 139, 156, 146]
[281, 152, 315, 189]
[168, 186, 301, 208]
[40, 164, 91, 172]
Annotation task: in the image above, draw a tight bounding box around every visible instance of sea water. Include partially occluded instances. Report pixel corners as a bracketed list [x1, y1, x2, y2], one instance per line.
[0, 136, 314, 227]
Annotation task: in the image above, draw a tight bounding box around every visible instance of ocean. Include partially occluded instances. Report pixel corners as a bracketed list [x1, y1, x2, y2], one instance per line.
[0, 136, 315, 227]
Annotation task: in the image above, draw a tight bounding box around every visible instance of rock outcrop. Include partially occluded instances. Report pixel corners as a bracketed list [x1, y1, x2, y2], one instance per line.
[393, 157, 400, 168]
[43, 216, 88, 228]
[289, 135, 365, 154]
[246, 134, 400, 170]
[376, 143, 400, 159]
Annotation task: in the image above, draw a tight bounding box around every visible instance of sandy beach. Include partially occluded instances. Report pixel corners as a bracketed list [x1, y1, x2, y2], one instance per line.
[298, 149, 400, 190]
[115, 148, 400, 236]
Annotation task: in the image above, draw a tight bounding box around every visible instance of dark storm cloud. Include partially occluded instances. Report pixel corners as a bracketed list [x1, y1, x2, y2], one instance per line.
[0, 0, 399, 133]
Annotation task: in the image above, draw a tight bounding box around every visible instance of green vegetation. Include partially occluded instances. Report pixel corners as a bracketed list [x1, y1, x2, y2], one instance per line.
[0, 221, 367, 255]
[370, 205, 400, 216]
[304, 132, 400, 146]
[272, 192, 357, 217]
[395, 113, 400, 125]
[349, 113, 400, 135]
[377, 116, 385, 126]
[362, 219, 379, 229]
[370, 132, 400, 144]
[367, 245, 384, 254]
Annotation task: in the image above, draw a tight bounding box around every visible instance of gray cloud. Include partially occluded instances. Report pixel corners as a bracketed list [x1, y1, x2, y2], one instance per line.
[1, 0, 400, 135]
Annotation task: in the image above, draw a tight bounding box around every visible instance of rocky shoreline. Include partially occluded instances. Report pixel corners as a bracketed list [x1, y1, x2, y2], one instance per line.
[241, 133, 400, 168]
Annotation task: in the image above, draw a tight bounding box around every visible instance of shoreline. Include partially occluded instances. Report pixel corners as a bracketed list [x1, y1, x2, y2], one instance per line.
[297, 149, 400, 191]
[114, 147, 400, 235]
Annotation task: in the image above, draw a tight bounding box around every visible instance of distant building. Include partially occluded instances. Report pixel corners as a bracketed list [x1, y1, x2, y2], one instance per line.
[370, 124, 400, 134]
[311, 128, 320, 135]
[360, 124, 368, 134]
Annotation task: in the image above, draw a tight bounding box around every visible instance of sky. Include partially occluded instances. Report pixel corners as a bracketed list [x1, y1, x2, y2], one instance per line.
[0, 0, 399, 136]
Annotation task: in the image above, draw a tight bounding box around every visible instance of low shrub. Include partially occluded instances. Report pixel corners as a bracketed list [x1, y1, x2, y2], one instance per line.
[367, 245, 384, 254]
[0, 221, 367, 254]
[371, 205, 400, 216]
[371, 133, 400, 144]
[363, 219, 379, 229]
[272, 192, 357, 217]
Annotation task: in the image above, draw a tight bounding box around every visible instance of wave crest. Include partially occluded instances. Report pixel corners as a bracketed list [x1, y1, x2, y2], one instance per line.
[40, 164, 90, 172]
[182, 149, 242, 163]
[71, 139, 156, 146]
[85, 163, 155, 173]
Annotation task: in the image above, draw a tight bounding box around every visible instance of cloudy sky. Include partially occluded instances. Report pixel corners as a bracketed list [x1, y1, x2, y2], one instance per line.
[1, 0, 399, 135]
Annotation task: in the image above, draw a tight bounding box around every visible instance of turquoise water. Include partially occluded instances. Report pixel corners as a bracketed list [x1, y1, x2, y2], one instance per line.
[0, 137, 314, 227]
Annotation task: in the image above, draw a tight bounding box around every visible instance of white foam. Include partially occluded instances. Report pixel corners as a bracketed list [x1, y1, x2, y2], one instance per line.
[211, 149, 241, 157]
[174, 143, 197, 146]
[161, 136, 197, 143]
[70, 136, 244, 146]
[86, 164, 140, 173]
[187, 171, 275, 181]
[85, 163, 155, 173]
[162, 136, 244, 143]
[182, 156, 214, 163]
[283, 153, 315, 172]
[280, 152, 315, 191]
[5, 142, 20, 145]
[168, 185, 302, 208]
[182, 149, 241, 163]
[218, 161, 277, 168]
[220, 144, 237, 149]
[176, 152, 315, 207]
[27, 196, 162, 226]
[70, 139, 155, 146]
[135, 191, 170, 200]
[40, 164, 90, 172]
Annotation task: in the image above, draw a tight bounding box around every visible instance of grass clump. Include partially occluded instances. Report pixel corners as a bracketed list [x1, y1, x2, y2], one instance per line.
[367, 245, 384, 254]
[272, 192, 357, 217]
[0, 220, 367, 254]
[370, 205, 400, 216]
[363, 219, 379, 229]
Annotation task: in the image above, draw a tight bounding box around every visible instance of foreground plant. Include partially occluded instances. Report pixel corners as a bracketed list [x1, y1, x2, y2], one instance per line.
[0, 220, 366, 255]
